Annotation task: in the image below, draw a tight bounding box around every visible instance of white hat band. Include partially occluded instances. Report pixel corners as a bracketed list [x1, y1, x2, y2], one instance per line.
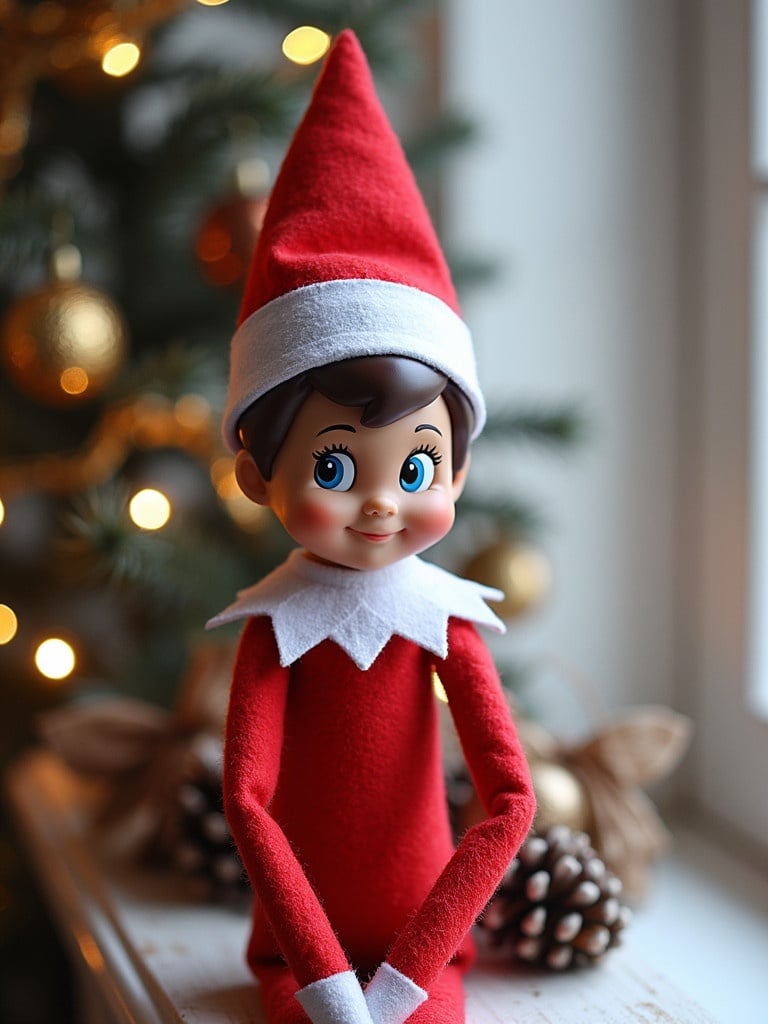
[223, 278, 486, 452]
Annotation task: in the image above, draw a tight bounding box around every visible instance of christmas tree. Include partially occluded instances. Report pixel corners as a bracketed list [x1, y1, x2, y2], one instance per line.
[0, 2, 581, 1019]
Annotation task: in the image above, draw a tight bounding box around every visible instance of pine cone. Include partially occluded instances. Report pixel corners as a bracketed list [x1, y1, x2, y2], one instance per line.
[479, 825, 632, 970]
[172, 736, 249, 903]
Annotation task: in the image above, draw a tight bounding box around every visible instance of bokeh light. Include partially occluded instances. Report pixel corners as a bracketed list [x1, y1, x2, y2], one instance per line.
[101, 40, 141, 78]
[128, 488, 172, 530]
[0, 605, 18, 645]
[282, 26, 331, 66]
[35, 637, 76, 680]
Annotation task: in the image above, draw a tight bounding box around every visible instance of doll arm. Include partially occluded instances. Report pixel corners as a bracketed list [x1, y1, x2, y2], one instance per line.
[368, 618, 535, 1011]
[224, 616, 374, 1024]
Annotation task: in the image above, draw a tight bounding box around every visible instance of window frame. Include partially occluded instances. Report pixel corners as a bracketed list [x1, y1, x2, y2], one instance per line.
[682, 0, 768, 854]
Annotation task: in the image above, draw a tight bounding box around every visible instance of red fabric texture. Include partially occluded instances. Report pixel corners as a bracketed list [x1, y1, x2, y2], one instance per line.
[237, 29, 460, 324]
[223, 613, 536, 1015]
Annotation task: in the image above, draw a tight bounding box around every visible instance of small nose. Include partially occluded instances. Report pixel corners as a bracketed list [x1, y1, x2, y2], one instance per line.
[362, 494, 398, 518]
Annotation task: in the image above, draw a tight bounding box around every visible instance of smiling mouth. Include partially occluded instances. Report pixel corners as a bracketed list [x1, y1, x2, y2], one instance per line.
[347, 528, 402, 542]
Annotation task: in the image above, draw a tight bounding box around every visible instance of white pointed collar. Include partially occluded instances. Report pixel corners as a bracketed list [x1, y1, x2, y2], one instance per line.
[206, 550, 505, 670]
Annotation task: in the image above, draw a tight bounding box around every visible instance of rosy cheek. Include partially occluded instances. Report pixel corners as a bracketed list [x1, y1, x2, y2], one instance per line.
[416, 497, 455, 537]
[291, 495, 341, 532]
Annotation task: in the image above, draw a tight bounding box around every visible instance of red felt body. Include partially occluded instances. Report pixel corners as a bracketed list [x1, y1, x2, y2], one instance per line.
[223, 613, 536, 1005]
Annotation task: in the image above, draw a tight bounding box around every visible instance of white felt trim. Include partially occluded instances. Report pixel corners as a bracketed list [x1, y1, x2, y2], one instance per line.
[206, 551, 506, 669]
[295, 971, 374, 1024]
[223, 278, 485, 452]
[364, 963, 427, 1024]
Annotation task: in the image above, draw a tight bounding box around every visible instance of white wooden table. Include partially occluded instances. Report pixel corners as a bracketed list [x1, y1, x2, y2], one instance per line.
[6, 750, 719, 1024]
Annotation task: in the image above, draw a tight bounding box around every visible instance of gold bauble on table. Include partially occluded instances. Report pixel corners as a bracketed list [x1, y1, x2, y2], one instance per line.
[529, 759, 592, 834]
[463, 538, 552, 619]
[1, 246, 128, 407]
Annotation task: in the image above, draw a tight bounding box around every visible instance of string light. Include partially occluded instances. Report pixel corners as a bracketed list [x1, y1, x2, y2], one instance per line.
[282, 26, 331, 66]
[35, 637, 76, 681]
[1, 2, 186, 185]
[129, 488, 172, 530]
[0, 605, 18, 645]
[101, 39, 141, 78]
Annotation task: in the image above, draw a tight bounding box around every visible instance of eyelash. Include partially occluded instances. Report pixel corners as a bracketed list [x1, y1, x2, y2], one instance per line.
[410, 443, 442, 465]
[312, 442, 352, 461]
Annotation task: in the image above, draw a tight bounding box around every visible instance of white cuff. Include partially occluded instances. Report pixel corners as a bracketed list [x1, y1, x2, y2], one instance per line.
[364, 963, 428, 1024]
[296, 971, 374, 1024]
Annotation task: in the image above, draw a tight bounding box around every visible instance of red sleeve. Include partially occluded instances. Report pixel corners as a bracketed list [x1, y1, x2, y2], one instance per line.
[223, 616, 351, 987]
[385, 618, 536, 990]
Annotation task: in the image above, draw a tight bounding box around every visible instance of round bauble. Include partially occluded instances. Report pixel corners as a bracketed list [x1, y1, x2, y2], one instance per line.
[195, 194, 268, 289]
[1, 281, 128, 406]
[530, 759, 592, 834]
[463, 539, 552, 619]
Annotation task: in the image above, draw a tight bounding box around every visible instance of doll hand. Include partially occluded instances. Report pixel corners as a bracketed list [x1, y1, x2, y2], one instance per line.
[364, 963, 427, 1024]
[296, 970, 375, 1024]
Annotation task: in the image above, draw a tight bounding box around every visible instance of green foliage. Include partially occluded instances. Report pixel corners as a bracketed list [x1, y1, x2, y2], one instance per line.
[404, 111, 478, 174]
[0, 190, 61, 273]
[456, 494, 546, 539]
[483, 404, 590, 448]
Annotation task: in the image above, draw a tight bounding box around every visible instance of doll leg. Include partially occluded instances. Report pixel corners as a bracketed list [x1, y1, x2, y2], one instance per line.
[254, 963, 310, 1024]
[254, 962, 466, 1024]
[408, 964, 466, 1024]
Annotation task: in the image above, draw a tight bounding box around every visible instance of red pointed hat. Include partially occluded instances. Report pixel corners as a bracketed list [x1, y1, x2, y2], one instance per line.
[222, 29, 485, 452]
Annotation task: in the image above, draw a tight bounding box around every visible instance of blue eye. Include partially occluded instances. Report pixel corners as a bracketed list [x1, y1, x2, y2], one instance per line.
[400, 451, 436, 493]
[313, 449, 356, 491]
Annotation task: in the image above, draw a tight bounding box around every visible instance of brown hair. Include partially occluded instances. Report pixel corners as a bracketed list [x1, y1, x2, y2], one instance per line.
[237, 355, 471, 480]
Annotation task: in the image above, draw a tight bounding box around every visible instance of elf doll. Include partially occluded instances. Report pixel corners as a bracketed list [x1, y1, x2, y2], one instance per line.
[207, 30, 536, 1024]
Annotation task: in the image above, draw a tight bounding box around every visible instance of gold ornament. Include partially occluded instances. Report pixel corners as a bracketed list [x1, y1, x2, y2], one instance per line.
[528, 759, 592, 834]
[1, 244, 128, 407]
[463, 538, 552, 619]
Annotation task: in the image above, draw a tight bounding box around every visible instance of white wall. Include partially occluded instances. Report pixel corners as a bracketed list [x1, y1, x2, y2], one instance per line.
[441, 1, 681, 726]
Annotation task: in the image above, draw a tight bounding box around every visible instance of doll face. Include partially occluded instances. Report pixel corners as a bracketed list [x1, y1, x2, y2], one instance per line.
[236, 391, 468, 571]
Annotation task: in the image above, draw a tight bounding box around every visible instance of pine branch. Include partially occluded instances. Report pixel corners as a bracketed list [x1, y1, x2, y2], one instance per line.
[160, 70, 305, 156]
[123, 71, 305, 288]
[482, 404, 589, 448]
[456, 494, 546, 538]
[446, 251, 500, 291]
[403, 111, 478, 174]
[236, 0, 357, 26]
[110, 341, 228, 406]
[244, 0, 437, 37]
[60, 485, 254, 620]
[0, 187, 109, 277]
[0, 189, 56, 273]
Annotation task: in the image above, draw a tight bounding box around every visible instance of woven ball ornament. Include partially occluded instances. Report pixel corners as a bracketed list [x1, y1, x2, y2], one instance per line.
[479, 825, 631, 970]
